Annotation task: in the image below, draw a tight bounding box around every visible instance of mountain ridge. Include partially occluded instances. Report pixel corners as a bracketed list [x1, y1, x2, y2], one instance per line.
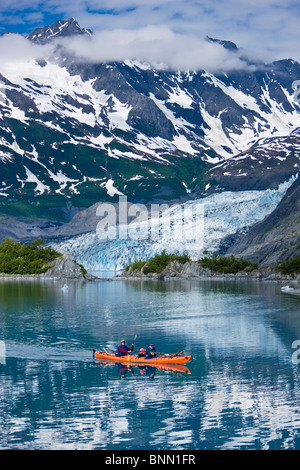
[26, 18, 93, 44]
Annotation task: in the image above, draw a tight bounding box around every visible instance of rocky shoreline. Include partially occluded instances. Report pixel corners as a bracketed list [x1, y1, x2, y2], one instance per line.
[118, 260, 300, 286]
[2, 256, 299, 291]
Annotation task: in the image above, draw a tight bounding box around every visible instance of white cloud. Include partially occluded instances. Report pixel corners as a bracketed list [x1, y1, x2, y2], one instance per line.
[0, 0, 299, 65]
[0, 33, 52, 62]
[0, 25, 255, 73]
[57, 25, 253, 72]
[31, 0, 300, 61]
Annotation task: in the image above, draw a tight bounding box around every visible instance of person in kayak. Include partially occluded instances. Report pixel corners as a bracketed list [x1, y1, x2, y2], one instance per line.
[116, 340, 134, 357]
[138, 348, 146, 358]
[145, 343, 157, 359]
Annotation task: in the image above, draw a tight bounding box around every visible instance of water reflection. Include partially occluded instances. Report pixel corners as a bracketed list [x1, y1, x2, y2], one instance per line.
[0, 279, 300, 449]
[94, 360, 191, 379]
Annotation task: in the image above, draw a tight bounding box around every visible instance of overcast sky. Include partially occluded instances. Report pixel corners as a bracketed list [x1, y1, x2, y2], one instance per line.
[0, 0, 300, 69]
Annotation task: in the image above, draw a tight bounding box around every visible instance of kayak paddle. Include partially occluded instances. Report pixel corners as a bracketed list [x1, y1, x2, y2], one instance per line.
[131, 335, 137, 351]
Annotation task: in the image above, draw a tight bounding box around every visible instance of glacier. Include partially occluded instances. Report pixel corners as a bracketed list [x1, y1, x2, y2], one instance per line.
[50, 176, 297, 275]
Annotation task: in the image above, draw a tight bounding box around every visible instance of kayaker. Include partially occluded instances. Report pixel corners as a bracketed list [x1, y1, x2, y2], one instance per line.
[116, 340, 134, 357]
[138, 348, 146, 358]
[145, 343, 157, 359]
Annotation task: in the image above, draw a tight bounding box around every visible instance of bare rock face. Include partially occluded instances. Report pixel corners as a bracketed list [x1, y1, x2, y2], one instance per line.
[40, 252, 91, 279]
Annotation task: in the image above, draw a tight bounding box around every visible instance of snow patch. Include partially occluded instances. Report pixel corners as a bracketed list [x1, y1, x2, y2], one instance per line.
[100, 179, 124, 197]
[24, 166, 50, 194]
[167, 85, 193, 109]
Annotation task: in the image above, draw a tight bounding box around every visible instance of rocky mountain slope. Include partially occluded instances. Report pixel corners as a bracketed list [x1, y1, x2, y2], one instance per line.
[0, 18, 300, 223]
[222, 174, 300, 265]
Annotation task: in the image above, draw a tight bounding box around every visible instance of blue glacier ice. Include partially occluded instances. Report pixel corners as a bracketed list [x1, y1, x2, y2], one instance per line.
[50, 176, 297, 275]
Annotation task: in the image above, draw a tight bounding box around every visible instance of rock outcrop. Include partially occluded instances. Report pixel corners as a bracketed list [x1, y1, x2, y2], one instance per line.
[40, 252, 93, 280]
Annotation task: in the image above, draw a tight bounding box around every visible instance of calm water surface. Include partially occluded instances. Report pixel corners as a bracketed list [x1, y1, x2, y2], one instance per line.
[0, 278, 300, 450]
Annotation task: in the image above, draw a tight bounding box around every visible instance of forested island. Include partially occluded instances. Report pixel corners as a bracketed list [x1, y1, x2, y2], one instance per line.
[122, 251, 300, 281]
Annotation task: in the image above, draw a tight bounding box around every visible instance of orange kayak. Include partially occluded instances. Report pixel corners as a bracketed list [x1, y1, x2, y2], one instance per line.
[93, 350, 191, 365]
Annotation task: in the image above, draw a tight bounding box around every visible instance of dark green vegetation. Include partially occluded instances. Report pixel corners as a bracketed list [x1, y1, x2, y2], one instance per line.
[276, 255, 300, 275]
[0, 237, 61, 275]
[78, 263, 87, 276]
[199, 254, 259, 274]
[125, 250, 191, 274]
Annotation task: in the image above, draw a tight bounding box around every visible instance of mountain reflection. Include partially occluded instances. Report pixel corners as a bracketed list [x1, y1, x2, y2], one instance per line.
[0, 279, 300, 449]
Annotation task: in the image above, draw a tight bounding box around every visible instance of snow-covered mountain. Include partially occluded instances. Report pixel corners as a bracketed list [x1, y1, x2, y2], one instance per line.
[1, 18, 300, 270]
[1, 18, 300, 222]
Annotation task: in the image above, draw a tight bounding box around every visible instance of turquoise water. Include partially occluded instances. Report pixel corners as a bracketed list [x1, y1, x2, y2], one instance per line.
[0, 278, 300, 450]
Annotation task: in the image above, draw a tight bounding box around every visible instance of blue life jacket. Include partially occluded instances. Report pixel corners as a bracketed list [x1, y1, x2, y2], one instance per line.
[145, 347, 157, 359]
[116, 344, 131, 356]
